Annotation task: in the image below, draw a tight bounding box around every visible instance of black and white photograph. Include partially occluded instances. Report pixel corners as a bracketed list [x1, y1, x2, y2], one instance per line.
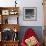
[23, 7, 37, 21]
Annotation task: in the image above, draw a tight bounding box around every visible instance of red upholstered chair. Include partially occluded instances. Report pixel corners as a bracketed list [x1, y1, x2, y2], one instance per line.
[21, 28, 41, 46]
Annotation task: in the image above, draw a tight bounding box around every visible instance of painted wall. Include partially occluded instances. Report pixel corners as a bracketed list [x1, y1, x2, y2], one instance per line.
[18, 0, 44, 26]
[0, 0, 44, 26]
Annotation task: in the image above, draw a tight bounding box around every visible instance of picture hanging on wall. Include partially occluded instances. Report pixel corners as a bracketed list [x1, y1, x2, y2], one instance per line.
[23, 7, 37, 21]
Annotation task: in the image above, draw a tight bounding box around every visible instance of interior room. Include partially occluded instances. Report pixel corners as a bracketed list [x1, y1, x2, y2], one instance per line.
[0, 0, 46, 46]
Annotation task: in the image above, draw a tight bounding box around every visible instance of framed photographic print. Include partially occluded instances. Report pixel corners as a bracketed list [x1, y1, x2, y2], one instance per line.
[8, 16, 18, 24]
[23, 7, 37, 21]
[2, 10, 9, 15]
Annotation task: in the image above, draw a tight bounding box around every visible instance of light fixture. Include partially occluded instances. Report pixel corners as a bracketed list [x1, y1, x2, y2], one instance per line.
[13, 28, 17, 32]
[15, 0, 17, 7]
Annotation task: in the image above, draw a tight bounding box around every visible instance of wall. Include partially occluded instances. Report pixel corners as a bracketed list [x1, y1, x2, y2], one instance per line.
[18, 0, 44, 26]
[0, 0, 44, 26]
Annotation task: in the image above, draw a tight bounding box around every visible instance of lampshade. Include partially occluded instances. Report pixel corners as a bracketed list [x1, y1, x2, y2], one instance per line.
[13, 28, 17, 32]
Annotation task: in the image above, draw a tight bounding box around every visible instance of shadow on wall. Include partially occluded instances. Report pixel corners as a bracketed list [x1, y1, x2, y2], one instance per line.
[18, 26, 43, 44]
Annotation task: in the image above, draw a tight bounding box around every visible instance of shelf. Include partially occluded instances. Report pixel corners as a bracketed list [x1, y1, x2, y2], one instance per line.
[0, 7, 19, 24]
[0, 24, 19, 32]
[1, 40, 19, 46]
[2, 40, 19, 42]
[1, 15, 19, 24]
[0, 7, 19, 16]
[0, 7, 19, 46]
